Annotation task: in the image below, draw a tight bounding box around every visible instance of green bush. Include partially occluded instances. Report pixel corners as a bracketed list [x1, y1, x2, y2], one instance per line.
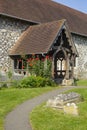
[17, 76, 55, 88]
[0, 82, 8, 89]
[20, 76, 37, 88]
[7, 70, 13, 79]
[2, 83, 8, 88]
[45, 78, 55, 86]
[36, 77, 46, 87]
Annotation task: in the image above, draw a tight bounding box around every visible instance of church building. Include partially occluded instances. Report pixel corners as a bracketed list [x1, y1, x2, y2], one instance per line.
[0, 0, 87, 83]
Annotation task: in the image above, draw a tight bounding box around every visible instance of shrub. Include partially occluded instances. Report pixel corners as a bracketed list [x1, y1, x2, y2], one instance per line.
[36, 77, 46, 87]
[0, 82, 8, 89]
[45, 78, 56, 86]
[21, 54, 52, 78]
[18, 76, 55, 88]
[7, 70, 13, 80]
[2, 83, 8, 88]
[20, 76, 37, 88]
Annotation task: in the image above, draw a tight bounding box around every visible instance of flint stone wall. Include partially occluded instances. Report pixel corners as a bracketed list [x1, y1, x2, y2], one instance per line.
[0, 16, 87, 79]
[72, 34, 87, 79]
[0, 16, 29, 71]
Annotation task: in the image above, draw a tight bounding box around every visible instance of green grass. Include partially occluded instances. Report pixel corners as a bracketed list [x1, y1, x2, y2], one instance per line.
[76, 79, 87, 86]
[30, 88, 87, 130]
[0, 87, 58, 130]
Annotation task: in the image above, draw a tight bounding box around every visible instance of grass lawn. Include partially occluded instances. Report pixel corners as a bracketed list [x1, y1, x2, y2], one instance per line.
[76, 79, 87, 86]
[30, 88, 87, 130]
[0, 87, 58, 130]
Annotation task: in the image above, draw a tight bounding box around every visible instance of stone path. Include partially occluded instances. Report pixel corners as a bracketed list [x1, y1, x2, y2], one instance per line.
[4, 86, 86, 130]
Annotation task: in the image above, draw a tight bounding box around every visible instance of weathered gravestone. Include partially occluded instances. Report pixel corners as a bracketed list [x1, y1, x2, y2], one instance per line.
[47, 92, 83, 115]
[63, 103, 78, 116]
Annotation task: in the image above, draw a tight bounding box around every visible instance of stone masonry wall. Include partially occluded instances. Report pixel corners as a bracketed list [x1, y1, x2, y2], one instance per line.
[0, 16, 29, 71]
[72, 34, 87, 79]
[0, 15, 87, 79]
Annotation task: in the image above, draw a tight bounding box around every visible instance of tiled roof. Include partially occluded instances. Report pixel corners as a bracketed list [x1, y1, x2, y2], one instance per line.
[9, 20, 65, 55]
[0, 0, 87, 36]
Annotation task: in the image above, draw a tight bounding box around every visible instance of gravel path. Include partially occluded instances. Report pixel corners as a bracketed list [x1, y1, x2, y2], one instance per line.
[4, 86, 86, 130]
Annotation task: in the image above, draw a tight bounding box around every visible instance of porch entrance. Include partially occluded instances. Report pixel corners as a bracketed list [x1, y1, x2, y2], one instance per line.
[51, 28, 78, 84]
[54, 50, 66, 79]
[53, 49, 75, 84]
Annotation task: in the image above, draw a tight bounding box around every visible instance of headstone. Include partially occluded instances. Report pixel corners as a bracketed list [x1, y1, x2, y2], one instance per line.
[63, 103, 78, 116]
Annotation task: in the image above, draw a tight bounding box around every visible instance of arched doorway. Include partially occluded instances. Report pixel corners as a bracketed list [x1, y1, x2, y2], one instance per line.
[52, 48, 75, 84]
[54, 50, 67, 79]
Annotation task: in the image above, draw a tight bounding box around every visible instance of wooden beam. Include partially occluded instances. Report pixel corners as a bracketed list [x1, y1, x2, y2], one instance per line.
[65, 53, 70, 79]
